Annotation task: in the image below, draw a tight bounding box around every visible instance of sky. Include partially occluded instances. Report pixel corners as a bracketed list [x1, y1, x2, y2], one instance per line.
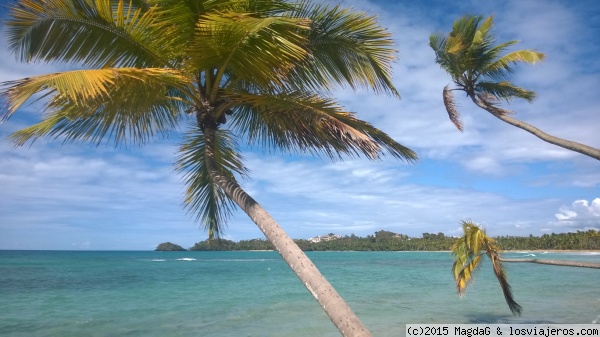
[0, 0, 599, 250]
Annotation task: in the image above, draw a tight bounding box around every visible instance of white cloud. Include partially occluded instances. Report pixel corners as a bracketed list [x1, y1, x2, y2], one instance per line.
[555, 198, 600, 222]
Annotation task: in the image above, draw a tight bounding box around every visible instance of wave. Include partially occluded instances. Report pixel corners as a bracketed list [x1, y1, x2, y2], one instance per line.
[204, 258, 273, 262]
[151, 259, 166, 262]
[570, 251, 600, 256]
[176, 258, 197, 261]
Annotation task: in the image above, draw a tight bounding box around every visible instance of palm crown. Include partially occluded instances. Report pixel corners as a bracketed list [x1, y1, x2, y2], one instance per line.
[1, 0, 417, 238]
[429, 15, 544, 131]
[452, 220, 522, 316]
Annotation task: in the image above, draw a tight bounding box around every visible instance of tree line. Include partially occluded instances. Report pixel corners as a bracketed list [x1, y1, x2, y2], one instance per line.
[187, 229, 600, 251]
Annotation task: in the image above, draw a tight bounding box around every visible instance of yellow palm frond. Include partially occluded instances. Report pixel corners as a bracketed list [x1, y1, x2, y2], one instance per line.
[453, 254, 482, 295]
[2, 68, 192, 117]
[3, 68, 194, 145]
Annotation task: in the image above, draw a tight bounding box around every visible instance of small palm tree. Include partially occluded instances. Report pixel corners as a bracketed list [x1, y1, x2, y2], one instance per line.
[451, 220, 522, 316]
[452, 221, 600, 317]
[430, 15, 600, 161]
[0, 1, 417, 336]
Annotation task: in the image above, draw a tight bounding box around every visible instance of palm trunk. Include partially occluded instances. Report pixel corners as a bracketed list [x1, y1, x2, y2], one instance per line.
[489, 252, 522, 316]
[203, 125, 372, 337]
[500, 258, 600, 269]
[471, 96, 600, 161]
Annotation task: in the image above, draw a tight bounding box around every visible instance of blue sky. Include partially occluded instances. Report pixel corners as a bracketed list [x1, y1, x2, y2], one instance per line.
[1, 0, 599, 250]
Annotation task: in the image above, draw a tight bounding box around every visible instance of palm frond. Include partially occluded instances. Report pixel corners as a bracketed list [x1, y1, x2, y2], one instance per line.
[430, 33, 466, 85]
[489, 251, 522, 316]
[176, 126, 249, 238]
[227, 91, 417, 162]
[286, 1, 398, 96]
[443, 85, 463, 132]
[451, 222, 484, 295]
[493, 49, 545, 65]
[3, 68, 192, 145]
[474, 16, 493, 42]
[481, 49, 545, 81]
[453, 254, 482, 295]
[188, 11, 310, 92]
[6, 0, 174, 68]
[476, 81, 536, 102]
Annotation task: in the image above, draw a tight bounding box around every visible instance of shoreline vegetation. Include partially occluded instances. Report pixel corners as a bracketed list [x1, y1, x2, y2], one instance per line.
[156, 229, 600, 251]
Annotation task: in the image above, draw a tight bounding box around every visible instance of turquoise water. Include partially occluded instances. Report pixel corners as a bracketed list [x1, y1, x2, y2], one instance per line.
[1, 251, 599, 336]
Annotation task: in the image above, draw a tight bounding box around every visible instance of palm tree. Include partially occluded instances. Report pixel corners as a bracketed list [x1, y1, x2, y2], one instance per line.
[0, 0, 417, 336]
[452, 221, 600, 317]
[430, 15, 600, 161]
[451, 220, 522, 316]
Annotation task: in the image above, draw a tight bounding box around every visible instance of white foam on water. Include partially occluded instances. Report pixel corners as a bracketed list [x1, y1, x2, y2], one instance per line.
[523, 253, 536, 257]
[573, 252, 600, 256]
[176, 258, 196, 261]
[151, 259, 166, 262]
[205, 258, 273, 262]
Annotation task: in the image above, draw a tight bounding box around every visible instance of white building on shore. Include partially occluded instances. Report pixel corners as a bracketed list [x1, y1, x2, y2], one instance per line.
[308, 233, 342, 243]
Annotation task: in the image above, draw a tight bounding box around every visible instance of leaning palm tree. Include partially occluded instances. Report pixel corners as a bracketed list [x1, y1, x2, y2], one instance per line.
[452, 221, 600, 317]
[0, 0, 417, 336]
[430, 15, 600, 161]
[451, 220, 522, 316]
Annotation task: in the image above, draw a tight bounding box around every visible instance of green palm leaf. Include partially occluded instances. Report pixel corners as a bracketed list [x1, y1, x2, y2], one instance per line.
[6, 0, 174, 67]
[286, 1, 398, 96]
[188, 11, 310, 94]
[176, 126, 249, 238]
[228, 91, 416, 161]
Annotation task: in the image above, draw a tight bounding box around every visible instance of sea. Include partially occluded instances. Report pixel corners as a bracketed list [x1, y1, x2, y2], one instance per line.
[1, 250, 599, 337]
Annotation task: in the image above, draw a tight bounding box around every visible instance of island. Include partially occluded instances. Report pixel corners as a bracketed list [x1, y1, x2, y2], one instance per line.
[155, 242, 187, 251]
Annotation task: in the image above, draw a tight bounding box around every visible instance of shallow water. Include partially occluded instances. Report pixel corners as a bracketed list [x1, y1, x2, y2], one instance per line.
[1, 251, 598, 336]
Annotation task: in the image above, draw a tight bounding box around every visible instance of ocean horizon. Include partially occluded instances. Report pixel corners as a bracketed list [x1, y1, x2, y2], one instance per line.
[1, 250, 599, 336]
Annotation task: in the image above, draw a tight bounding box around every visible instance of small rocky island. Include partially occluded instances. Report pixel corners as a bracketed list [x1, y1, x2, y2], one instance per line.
[155, 242, 187, 251]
